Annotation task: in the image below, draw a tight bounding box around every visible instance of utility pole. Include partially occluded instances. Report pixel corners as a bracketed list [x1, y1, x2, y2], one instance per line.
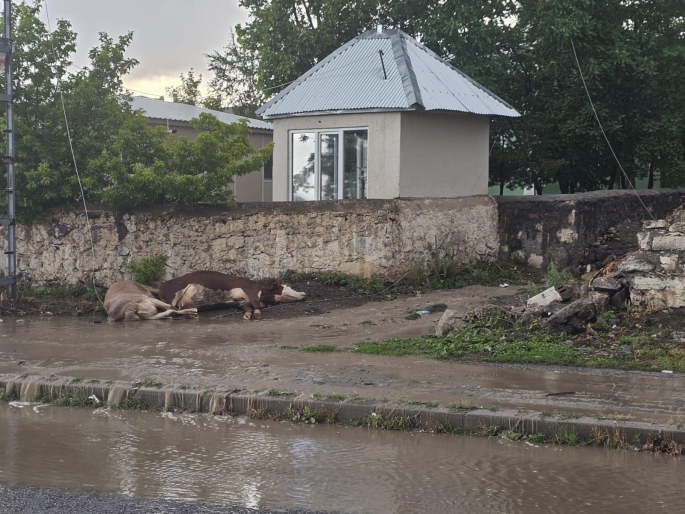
[0, 0, 15, 298]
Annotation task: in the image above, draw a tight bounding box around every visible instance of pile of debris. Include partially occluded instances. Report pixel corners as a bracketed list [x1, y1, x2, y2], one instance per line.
[433, 207, 685, 336]
[514, 208, 685, 333]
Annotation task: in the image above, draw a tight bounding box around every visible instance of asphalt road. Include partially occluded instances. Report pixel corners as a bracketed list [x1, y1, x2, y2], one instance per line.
[0, 485, 339, 514]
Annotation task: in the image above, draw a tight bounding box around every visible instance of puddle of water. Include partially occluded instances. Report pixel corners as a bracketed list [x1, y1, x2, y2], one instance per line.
[0, 403, 682, 514]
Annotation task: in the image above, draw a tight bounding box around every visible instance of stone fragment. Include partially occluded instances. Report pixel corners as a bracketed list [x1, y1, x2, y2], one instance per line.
[643, 220, 668, 230]
[545, 302, 566, 316]
[659, 253, 679, 272]
[637, 232, 653, 251]
[527, 286, 562, 308]
[589, 291, 610, 311]
[610, 288, 629, 310]
[592, 277, 622, 294]
[519, 306, 545, 325]
[545, 299, 597, 334]
[555, 284, 574, 301]
[435, 309, 465, 336]
[671, 332, 685, 343]
[618, 254, 655, 274]
[601, 254, 616, 267]
[652, 235, 685, 252]
[668, 222, 685, 234]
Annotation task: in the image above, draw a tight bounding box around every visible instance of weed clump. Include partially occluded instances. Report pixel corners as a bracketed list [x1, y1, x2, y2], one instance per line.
[301, 344, 336, 353]
[405, 255, 537, 291]
[267, 389, 297, 397]
[545, 263, 574, 288]
[119, 395, 150, 411]
[124, 254, 168, 286]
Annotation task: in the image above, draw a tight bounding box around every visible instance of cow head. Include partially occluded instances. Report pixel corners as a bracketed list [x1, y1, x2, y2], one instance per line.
[261, 283, 306, 305]
[172, 283, 197, 309]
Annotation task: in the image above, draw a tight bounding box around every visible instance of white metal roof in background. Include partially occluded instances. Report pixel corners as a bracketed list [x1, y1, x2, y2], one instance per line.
[132, 96, 273, 131]
[257, 29, 520, 119]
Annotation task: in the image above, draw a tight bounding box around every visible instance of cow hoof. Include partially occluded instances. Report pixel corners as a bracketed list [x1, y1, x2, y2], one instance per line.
[243, 312, 253, 321]
[253, 310, 262, 321]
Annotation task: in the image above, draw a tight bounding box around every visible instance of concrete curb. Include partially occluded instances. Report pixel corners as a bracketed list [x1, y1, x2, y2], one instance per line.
[2, 373, 683, 446]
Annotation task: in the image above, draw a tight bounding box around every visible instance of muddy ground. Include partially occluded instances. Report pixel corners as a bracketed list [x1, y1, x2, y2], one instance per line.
[0, 277, 376, 319]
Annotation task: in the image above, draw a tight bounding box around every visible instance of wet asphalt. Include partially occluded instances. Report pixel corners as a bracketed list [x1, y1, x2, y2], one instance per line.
[0, 485, 338, 514]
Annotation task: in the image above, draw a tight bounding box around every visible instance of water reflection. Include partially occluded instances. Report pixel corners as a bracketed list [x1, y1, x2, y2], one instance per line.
[0, 404, 683, 514]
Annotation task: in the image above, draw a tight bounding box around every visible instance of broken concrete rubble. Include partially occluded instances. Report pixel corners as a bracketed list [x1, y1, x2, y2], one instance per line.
[435, 309, 465, 336]
[511, 207, 685, 333]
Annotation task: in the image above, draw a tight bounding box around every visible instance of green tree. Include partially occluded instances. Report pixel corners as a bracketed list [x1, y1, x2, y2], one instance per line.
[206, 29, 265, 118]
[236, 0, 384, 92]
[2, 2, 272, 218]
[96, 114, 273, 211]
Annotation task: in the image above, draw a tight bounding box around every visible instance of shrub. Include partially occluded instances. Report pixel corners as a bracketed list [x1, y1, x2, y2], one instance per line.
[124, 254, 168, 286]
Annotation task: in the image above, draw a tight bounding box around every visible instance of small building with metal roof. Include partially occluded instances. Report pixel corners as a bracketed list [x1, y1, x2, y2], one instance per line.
[256, 28, 519, 202]
[132, 96, 274, 202]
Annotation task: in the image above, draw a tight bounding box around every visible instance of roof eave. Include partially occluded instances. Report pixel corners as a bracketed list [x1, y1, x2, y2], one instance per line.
[261, 107, 419, 120]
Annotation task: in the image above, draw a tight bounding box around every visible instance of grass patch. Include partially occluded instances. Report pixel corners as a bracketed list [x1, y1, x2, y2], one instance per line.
[0, 387, 13, 402]
[405, 256, 540, 291]
[354, 308, 685, 372]
[554, 428, 583, 446]
[142, 379, 163, 389]
[313, 393, 347, 401]
[545, 263, 574, 288]
[301, 344, 336, 353]
[119, 395, 150, 411]
[123, 254, 168, 287]
[267, 389, 297, 397]
[311, 324, 335, 330]
[7, 284, 106, 317]
[405, 400, 440, 408]
[448, 402, 478, 413]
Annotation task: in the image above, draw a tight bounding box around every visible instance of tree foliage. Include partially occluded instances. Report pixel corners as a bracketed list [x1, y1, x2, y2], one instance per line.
[206, 29, 265, 118]
[1, 2, 271, 218]
[236, 0, 685, 192]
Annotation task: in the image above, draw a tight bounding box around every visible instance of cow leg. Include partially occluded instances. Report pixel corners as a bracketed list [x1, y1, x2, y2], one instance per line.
[143, 308, 198, 320]
[147, 298, 176, 310]
[246, 292, 262, 320]
[240, 304, 253, 321]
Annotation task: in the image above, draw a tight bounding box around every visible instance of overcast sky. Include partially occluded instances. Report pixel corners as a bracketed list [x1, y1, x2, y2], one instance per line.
[41, 0, 249, 98]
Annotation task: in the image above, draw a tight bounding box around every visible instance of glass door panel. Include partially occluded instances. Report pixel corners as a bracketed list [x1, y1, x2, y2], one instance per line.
[343, 130, 368, 199]
[319, 133, 339, 200]
[292, 132, 316, 201]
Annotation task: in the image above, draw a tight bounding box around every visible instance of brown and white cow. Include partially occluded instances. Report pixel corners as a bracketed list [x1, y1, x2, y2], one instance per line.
[158, 271, 306, 320]
[103, 280, 198, 322]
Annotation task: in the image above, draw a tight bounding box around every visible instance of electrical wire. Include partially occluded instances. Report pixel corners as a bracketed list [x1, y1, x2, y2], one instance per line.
[570, 38, 655, 220]
[44, 0, 103, 303]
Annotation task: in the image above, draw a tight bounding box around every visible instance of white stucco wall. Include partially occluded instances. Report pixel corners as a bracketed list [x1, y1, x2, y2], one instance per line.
[399, 112, 490, 198]
[270, 112, 402, 201]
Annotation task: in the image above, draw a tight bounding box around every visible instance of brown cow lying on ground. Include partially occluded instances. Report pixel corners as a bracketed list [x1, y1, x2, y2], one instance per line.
[158, 271, 306, 320]
[104, 280, 198, 322]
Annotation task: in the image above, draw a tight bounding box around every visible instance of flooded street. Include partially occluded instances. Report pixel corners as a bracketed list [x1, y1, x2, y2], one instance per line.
[0, 403, 682, 514]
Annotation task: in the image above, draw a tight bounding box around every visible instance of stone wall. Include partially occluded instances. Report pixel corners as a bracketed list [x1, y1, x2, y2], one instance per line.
[1, 197, 498, 286]
[624, 212, 685, 311]
[2, 189, 684, 287]
[495, 189, 685, 270]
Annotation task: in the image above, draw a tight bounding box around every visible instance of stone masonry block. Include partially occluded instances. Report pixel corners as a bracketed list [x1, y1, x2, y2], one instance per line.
[637, 232, 654, 251]
[643, 220, 669, 230]
[651, 235, 685, 251]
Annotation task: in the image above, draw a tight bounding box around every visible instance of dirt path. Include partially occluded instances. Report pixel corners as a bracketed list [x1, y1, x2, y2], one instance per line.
[2, 285, 684, 426]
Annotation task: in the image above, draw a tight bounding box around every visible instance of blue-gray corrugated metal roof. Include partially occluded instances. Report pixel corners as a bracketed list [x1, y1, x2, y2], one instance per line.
[257, 29, 519, 119]
[132, 96, 273, 131]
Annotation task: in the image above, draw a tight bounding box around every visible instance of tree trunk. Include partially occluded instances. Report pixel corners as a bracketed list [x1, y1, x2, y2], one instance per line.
[648, 162, 654, 189]
[499, 180, 505, 196]
[607, 165, 618, 190]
